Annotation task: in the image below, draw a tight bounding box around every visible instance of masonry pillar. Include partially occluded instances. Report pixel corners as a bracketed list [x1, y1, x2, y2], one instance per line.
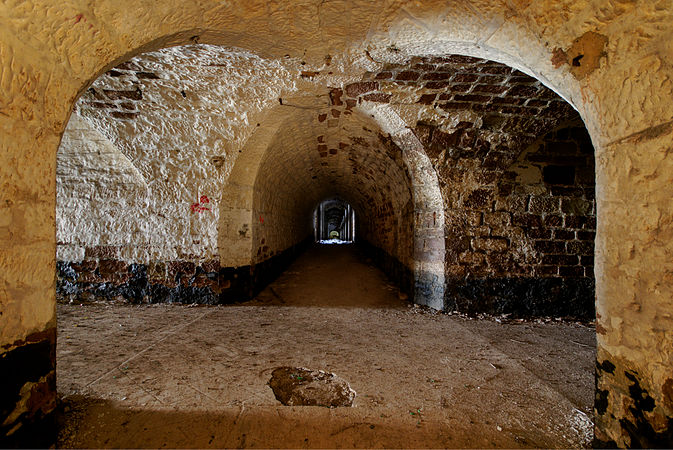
[593, 124, 673, 446]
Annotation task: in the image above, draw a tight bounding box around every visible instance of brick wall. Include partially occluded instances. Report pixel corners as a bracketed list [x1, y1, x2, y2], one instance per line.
[436, 122, 596, 318]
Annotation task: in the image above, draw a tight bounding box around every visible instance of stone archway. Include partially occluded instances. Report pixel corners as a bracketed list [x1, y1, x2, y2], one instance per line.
[1, 2, 672, 446]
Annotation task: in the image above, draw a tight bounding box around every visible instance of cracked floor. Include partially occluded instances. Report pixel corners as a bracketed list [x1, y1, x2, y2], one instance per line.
[57, 245, 595, 448]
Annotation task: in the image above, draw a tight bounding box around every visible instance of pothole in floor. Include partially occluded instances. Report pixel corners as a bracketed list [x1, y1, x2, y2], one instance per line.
[268, 367, 356, 407]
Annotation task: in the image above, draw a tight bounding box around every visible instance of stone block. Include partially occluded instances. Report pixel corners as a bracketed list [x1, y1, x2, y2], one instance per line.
[472, 237, 509, 253]
[483, 212, 510, 227]
[392, 70, 418, 81]
[534, 240, 566, 253]
[567, 241, 594, 255]
[529, 196, 560, 214]
[525, 228, 552, 239]
[512, 213, 542, 228]
[541, 254, 578, 266]
[344, 81, 378, 97]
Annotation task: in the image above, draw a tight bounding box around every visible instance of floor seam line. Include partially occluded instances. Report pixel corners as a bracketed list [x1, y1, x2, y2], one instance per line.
[82, 308, 215, 389]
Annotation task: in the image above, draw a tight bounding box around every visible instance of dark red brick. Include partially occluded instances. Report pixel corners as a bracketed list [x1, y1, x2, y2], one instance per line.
[451, 73, 479, 83]
[577, 231, 596, 241]
[412, 64, 437, 71]
[454, 94, 491, 103]
[536, 265, 559, 276]
[87, 102, 117, 109]
[525, 228, 552, 239]
[110, 111, 138, 120]
[507, 85, 540, 97]
[424, 81, 451, 89]
[396, 71, 420, 81]
[567, 241, 594, 255]
[136, 71, 160, 79]
[513, 213, 542, 228]
[472, 84, 508, 94]
[417, 93, 437, 104]
[362, 92, 391, 103]
[344, 81, 378, 97]
[542, 254, 579, 265]
[437, 102, 468, 110]
[422, 72, 452, 80]
[99, 259, 127, 275]
[104, 89, 142, 100]
[553, 229, 575, 240]
[329, 88, 343, 105]
[565, 216, 587, 229]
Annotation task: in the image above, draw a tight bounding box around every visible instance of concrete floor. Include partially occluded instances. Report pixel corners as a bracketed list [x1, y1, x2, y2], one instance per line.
[56, 244, 595, 448]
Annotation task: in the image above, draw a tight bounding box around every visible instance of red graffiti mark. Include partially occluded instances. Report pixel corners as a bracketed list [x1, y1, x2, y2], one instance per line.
[259, 215, 264, 223]
[190, 195, 211, 213]
[74, 14, 84, 24]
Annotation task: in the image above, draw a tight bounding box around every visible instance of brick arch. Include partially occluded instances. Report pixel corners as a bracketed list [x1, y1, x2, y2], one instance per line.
[1, 1, 672, 446]
[357, 102, 446, 309]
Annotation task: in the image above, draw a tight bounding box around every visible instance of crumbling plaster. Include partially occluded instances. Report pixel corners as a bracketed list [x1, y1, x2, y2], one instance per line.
[1, 0, 673, 445]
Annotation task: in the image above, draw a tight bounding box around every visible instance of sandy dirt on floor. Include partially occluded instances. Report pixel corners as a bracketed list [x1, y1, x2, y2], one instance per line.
[56, 245, 595, 448]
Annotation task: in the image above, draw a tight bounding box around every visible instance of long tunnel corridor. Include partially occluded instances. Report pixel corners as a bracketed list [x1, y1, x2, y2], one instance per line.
[57, 244, 594, 448]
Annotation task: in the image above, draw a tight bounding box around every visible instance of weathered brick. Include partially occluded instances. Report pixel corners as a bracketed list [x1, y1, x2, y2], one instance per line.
[362, 92, 391, 103]
[463, 189, 493, 209]
[344, 81, 378, 97]
[544, 214, 563, 227]
[460, 252, 485, 265]
[451, 73, 479, 83]
[529, 196, 560, 214]
[534, 240, 566, 253]
[395, 71, 420, 81]
[473, 237, 509, 253]
[483, 212, 510, 227]
[577, 231, 596, 241]
[417, 93, 436, 104]
[536, 265, 559, 276]
[507, 85, 540, 97]
[567, 240, 594, 255]
[472, 84, 508, 94]
[513, 213, 542, 228]
[553, 229, 575, 240]
[525, 228, 552, 239]
[104, 89, 143, 100]
[98, 259, 127, 275]
[454, 94, 491, 103]
[110, 111, 138, 120]
[329, 88, 343, 105]
[542, 254, 578, 265]
[136, 71, 160, 79]
[424, 81, 451, 89]
[422, 72, 451, 80]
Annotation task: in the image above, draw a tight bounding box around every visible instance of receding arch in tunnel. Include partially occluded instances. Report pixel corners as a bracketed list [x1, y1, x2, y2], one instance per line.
[245, 105, 434, 302]
[314, 198, 355, 243]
